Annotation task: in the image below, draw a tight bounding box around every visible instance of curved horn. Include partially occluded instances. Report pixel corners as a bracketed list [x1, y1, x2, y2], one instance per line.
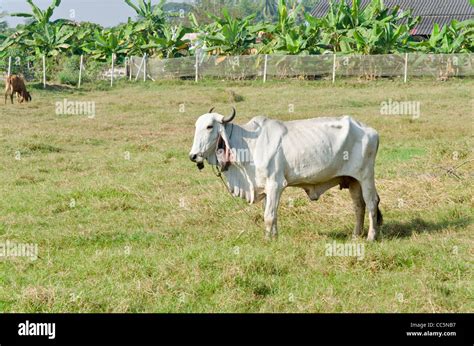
[208, 107, 215, 113]
[222, 107, 236, 123]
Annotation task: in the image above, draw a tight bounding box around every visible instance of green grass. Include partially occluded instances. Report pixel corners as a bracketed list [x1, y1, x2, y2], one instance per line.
[0, 78, 472, 312]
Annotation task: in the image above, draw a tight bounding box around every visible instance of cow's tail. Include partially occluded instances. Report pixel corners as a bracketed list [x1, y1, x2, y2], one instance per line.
[374, 133, 383, 228]
[376, 193, 383, 227]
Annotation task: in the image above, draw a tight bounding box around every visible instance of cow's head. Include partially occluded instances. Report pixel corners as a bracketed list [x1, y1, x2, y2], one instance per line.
[189, 107, 236, 170]
[22, 91, 32, 103]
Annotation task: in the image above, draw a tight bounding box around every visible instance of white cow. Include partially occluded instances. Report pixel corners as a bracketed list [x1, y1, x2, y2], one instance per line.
[189, 108, 383, 240]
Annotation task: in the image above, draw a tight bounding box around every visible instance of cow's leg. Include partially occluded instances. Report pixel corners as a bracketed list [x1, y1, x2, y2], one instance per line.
[263, 182, 283, 240]
[349, 179, 365, 239]
[360, 178, 381, 241]
[4, 84, 8, 104]
[5, 87, 12, 104]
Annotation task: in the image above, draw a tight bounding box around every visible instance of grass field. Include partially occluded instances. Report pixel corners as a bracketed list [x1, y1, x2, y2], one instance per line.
[0, 78, 472, 313]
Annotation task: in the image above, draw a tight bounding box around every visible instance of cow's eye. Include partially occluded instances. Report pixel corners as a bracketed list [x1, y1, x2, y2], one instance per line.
[207, 125, 213, 130]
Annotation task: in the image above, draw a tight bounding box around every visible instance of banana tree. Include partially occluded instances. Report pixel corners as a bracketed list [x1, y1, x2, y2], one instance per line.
[10, 0, 63, 27]
[145, 25, 191, 58]
[301, 14, 328, 54]
[82, 29, 130, 61]
[274, 0, 300, 37]
[196, 8, 261, 55]
[124, 0, 166, 38]
[414, 20, 474, 54]
[67, 22, 103, 55]
[120, 19, 165, 57]
[0, 47, 7, 60]
[0, 28, 31, 58]
[351, 19, 416, 55]
[259, 0, 317, 55]
[318, 0, 357, 52]
[6, 0, 76, 59]
[318, 0, 419, 54]
[25, 24, 73, 57]
[123, 0, 181, 57]
[262, 0, 278, 20]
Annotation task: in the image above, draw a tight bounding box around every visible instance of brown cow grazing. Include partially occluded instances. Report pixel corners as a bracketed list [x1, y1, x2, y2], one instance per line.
[4, 75, 32, 104]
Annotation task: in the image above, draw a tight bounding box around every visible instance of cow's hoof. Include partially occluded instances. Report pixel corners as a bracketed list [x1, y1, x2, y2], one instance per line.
[264, 233, 278, 241]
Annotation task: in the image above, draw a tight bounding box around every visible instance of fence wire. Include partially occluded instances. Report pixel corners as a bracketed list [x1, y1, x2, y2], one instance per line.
[0, 55, 127, 85]
[132, 53, 474, 82]
[1, 56, 39, 82]
[144, 56, 196, 80]
[408, 54, 474, 78]
[2, 53, 473, 85]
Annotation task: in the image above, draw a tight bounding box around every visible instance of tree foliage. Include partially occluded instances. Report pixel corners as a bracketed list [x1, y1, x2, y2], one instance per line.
[0, 0, 472, 63]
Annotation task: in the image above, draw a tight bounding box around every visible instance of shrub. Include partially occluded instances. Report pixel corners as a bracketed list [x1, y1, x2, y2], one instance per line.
[57, 56, 109, 86]
[58, 55, 81, 86]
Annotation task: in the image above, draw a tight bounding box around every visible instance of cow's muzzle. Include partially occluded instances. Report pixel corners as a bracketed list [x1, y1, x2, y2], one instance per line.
[189, 153, 205, 170]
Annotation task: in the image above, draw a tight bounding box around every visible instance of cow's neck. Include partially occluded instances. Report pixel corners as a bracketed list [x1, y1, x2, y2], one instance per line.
[224, 123, 234, 142]
[220, 122, 260, 204]
[224, 123, 253, 149]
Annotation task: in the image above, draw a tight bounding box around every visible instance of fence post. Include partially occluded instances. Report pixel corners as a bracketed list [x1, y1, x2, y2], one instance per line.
[404, 53, 408, 83]
[195, 52, 199, 83]
[332, 54, 337, 84]
[263, 54, 268, 83]
[134, 55, 145, 81]
[143, 53, 147, 82]
[129, 56, 133, 81]
[111, 53, 115, 87]
[7, 56, 12, 76]
[42, 55, 46, 89]
[78, 54, 83, 89]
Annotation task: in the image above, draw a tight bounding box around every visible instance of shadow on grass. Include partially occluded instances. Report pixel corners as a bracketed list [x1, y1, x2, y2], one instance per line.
[381, 217, 471, 239]
[30, 83, 76, 92]
[327, 216, 471, 240]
